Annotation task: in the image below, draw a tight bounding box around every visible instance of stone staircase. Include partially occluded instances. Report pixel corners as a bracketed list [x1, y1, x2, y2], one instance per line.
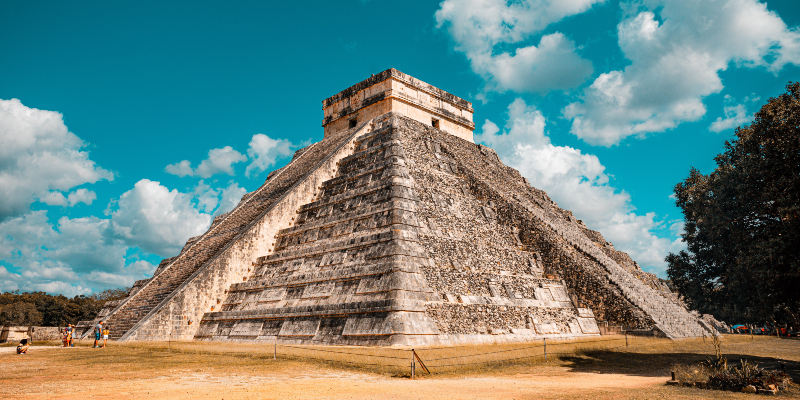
[196, 117, 441, 345]
[97, 132, 356, 339]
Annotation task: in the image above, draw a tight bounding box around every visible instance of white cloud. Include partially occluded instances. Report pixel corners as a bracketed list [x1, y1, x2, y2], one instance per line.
[39, 188, 97, 207]
[477, 99, 684, 276]
[0, 98, 113, 220]
[709, 94, 760, 132]
[564, 0, 800, 146]
[39, 191, 68, 206]
[0, 210, 132, 297]
[165, 146, 247, 178]
[193, 181, 220, 213]
[245, 134, 294, 178]
[216, 182, 247, 216]
[108, 179, 212, 256]
[164, 160, 193, 177]
[0, 178, 223, 296]
[435, 0, 600, 94]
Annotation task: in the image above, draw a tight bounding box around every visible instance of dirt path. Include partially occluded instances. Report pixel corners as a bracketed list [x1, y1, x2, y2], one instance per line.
[5, 367, 668, 400]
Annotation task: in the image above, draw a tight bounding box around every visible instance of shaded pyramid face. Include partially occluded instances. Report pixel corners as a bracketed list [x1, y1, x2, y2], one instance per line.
[97, 112, 710, 343]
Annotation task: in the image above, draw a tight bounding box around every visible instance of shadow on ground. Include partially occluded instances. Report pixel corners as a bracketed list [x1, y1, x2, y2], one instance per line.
[561, 350, 800, 381]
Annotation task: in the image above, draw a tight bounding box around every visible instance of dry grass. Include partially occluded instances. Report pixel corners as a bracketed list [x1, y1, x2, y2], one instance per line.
[10, 334, 798, 378]
[2, 334, 799, 399]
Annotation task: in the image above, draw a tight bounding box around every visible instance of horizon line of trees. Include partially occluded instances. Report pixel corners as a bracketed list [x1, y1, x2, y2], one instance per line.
[0, 288, 130, 327]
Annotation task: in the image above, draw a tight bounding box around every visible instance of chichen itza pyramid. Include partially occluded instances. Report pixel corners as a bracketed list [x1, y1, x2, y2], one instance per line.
[86, 69, 714, 345]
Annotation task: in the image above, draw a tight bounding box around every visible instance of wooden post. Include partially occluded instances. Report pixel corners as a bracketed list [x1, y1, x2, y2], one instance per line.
[543, 338, 547, 362]
[411, 349, 416, 379]
[274, 335, 277, 360]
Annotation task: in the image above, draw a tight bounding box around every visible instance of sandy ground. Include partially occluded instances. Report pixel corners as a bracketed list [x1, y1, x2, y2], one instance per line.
[2, 356, 667, 400]
[3, 338, 798, 400]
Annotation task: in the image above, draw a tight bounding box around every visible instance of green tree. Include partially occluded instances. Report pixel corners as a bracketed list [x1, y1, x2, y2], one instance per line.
[0, 302, 43, 325]
[0, 287, 130, 326]
[667, 82, 800, 326]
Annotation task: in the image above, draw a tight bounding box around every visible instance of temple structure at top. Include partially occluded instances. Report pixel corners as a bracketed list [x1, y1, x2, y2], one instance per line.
[322, 68, 475, 142]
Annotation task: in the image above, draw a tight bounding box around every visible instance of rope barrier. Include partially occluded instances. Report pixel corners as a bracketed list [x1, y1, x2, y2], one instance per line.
[420, 337, 625, 361]
[424, 344, 544, 361]
[414, 337, 624, 352]
[268, 336, 646, 371]
[282, 355, 404, 368]
[282, 344, 408, 360]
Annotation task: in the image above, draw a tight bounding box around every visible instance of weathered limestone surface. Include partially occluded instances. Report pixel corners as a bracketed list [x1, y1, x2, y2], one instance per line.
[198, 113, 596, 345]
[323, 69, 475, 142]
[408, 117, 707, 338]
[99, 70, 711, 344]
[94, 121, 366, 340]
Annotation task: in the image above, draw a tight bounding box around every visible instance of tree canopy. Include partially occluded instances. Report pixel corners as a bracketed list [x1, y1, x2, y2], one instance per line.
[667, 82, 800, 326]
[0, 288, 129, 326]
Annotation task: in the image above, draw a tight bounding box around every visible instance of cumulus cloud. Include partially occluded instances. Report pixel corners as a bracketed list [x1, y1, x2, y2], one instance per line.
[108, 179, 213, 256]
[563, 0, 800, 146]
[0, 178, 225, 295]
[193, 181, 219, 213]
[216, 182, 248, 216]
[477, 99, 684, 275]
[0, 98, 113, 220]
[0, 210, 132, 296]
[39, 188, 97, 207]
[709, 94, 760, 132]
[245, 134, 294, 178]
[435, 0, 600, 94]
[165, 146, 247, 178]
[164, 160, 193, 177]
[0, 100, 257, 295]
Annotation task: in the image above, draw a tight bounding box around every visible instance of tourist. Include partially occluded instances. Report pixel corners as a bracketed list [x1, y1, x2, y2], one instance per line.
[61, 327, 69, 348]
[102, 326, 109, 348]
[16, 339, 29, 354]
[93, 321, 103, 348]
[68, 324, 75, 347]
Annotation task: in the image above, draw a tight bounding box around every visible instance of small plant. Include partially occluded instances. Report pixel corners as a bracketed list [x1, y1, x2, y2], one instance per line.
[673, 335, 792, 393]
[707, 359, 790, 392]
[700, 334, 727, 372]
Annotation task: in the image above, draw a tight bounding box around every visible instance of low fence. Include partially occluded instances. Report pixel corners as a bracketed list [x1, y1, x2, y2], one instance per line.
[252, 335, 656, 377]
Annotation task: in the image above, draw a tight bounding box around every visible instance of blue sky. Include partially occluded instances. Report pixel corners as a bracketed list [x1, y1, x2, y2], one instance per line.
[1, 0, 798, 296]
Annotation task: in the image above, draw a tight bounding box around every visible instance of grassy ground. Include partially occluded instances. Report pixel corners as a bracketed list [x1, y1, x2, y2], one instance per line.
[1, 334, 798, 399]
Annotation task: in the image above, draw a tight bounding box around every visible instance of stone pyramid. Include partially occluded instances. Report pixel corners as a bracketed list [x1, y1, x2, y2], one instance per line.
[95, 69, 711, 345]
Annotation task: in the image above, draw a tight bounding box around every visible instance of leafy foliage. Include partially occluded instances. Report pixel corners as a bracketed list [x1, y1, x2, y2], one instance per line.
[707, 359, 789, 392]
[0, 289, 129, 326]
[667, 82, 800, 325]
[0, 302, 43, 326]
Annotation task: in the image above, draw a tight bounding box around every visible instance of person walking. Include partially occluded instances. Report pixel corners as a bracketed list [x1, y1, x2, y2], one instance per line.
[102, 326, 109, 348]
[93, 321, 103, 348]
[68, 324, 75, 347]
